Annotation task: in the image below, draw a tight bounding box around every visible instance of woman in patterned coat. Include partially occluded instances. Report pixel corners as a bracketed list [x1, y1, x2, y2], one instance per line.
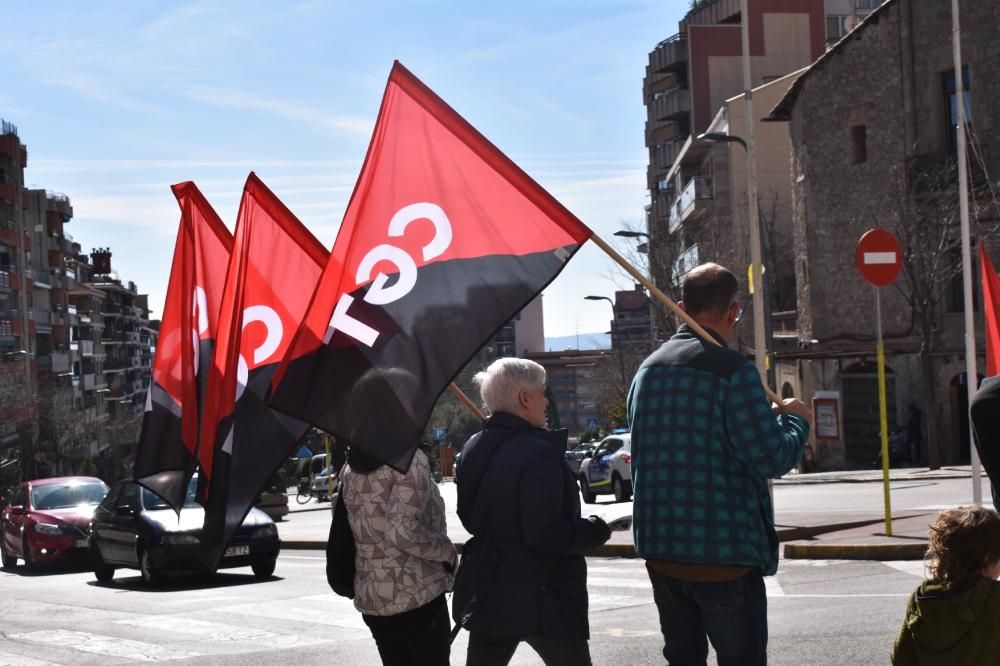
[340, 441, 458, 665]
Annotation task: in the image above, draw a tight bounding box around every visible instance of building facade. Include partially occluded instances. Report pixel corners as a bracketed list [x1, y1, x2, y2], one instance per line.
[767, 0, 999, 468]
[0, 120, 157, 483]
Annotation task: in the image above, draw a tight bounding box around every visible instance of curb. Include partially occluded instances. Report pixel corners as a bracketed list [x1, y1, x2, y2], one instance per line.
[775, 473, 971, 485]
[783, 542, 928, 560]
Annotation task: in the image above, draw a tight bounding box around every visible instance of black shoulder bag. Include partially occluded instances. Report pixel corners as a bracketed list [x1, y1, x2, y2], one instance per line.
[326, 470, 356, 599]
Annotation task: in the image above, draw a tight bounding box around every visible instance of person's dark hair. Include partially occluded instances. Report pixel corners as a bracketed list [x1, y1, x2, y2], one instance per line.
[681, 263, 738, 319]
[926, 507, 1000, 581]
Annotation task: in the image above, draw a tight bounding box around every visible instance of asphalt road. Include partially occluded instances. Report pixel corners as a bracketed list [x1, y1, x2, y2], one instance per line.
[279, 474, 994, 544]
[0, 550, 926, 665]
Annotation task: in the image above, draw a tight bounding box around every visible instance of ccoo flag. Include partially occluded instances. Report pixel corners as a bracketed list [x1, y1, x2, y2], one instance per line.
[269, 61, 592, 472]
[197, 173, 328, 567]
[981, 244, 1000, 376]
[135, 182, 233, 512]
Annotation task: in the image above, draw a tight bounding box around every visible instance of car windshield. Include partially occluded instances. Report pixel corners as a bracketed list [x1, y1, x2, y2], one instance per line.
[31, 482, 108, 510]
[141, 477, 201, 510]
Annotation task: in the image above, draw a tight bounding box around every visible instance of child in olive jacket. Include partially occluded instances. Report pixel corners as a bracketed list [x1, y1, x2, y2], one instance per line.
[892, 507, 1000, 665]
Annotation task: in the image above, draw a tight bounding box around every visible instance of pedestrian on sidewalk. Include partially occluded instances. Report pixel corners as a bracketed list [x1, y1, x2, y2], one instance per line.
[627, 263, 812, 666]
[969, 379, 1000, 510]
[905, 404, 924, 467]
[892, 506, 1000, 665]
[453, 357, 611, 666]
[340, 434, 457, 665]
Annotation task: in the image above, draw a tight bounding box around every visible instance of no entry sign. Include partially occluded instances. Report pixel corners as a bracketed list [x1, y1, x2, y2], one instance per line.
[856, 229, 902, 287]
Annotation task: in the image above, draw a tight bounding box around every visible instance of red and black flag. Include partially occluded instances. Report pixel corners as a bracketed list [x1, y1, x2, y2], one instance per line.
[981, 244, 1000, 376]
[135, 182, 233, 512]
[269, 61, 592, 472]
[197, 173, 328, 568]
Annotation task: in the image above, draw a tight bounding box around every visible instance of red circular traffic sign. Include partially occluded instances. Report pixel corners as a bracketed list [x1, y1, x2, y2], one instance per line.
[855, 229, 902, 287]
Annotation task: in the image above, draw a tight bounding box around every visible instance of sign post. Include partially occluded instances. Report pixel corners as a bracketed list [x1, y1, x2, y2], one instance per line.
[856, 229, 903, 536]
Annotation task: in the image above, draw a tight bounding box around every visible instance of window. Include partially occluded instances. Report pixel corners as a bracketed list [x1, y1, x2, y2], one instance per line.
[850, 125, 868, 164]
[826, 15, 848, 42]
[856, 0, 880, 9]
[943, 66, 971, 154]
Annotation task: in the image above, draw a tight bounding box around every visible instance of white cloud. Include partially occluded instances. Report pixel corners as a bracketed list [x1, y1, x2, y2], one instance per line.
[185, 86, 375, 139]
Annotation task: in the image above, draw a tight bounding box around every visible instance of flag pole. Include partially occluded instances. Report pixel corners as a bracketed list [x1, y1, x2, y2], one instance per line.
[590, 233, 782, 404]
[449, 382, 484, 420]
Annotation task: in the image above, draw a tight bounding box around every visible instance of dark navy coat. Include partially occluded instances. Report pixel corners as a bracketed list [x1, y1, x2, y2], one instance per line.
[454, 412, 604, 639]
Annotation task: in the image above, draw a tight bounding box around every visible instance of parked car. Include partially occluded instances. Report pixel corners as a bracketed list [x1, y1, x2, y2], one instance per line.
[1, 476, 109, 570]
[89, 475, 280, 585]
[564, 444, 597, 475]
[578, 433, 632, 503]
[309, 466, 339, 502]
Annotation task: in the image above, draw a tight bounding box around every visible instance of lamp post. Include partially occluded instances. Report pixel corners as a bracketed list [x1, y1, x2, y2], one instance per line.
[584, 295, 626, 385]
[697, 130, 772, 390]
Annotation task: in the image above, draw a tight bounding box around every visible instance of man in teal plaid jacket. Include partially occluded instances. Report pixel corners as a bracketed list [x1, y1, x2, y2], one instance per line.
[627, 263, 811, 666]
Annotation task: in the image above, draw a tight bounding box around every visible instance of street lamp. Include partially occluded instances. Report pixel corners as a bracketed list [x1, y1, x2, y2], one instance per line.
[584, 295, 626, 384]
[697, 130, 772, 390]
[613, 230, 649, 239]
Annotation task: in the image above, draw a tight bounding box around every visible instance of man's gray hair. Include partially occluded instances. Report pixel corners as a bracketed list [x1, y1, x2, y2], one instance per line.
[473, 357, 547, 415]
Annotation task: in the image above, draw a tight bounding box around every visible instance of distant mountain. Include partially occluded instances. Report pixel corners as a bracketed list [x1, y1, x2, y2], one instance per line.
[543, 332, 610, 351]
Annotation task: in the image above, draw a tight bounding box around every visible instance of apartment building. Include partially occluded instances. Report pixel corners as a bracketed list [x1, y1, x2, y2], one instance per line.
[526, 349, 608, 435]
[0, 120, 157, 481]
[642, 1, 879, 343]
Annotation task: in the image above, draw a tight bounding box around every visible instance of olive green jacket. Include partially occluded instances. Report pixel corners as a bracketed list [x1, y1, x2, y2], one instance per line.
[892, 575, 1000, 665]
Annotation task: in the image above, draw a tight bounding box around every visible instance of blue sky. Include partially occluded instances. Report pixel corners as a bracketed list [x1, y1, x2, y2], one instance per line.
[4, 1, 687, 340]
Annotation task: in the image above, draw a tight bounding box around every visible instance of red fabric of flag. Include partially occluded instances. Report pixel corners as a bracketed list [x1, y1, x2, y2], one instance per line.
[270, 61, 592, 472]
[196, 173, 327, 568]
[135, 182, 233, 512]
[981, 244, 1000, 376]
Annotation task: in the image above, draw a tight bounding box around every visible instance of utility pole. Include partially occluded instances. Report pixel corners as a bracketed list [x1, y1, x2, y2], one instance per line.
[951, 0, 983, 504]
[741, 0, 768, 387]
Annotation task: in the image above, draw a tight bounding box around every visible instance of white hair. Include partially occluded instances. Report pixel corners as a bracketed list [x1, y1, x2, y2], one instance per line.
[473, 357, 546, 415]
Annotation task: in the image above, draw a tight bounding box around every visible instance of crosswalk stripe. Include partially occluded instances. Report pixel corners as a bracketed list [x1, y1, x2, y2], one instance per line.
[113, 615, 326, 649]
[216, 592, 370, 634]
[0, 652, 59, 666]
[10, 630, 201, 661]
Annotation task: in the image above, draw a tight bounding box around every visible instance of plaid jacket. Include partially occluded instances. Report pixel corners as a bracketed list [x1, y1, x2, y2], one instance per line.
[627, 325, 809, 575]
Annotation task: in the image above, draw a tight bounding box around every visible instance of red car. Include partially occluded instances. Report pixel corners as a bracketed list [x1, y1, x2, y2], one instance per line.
[1, 476, 109, 569]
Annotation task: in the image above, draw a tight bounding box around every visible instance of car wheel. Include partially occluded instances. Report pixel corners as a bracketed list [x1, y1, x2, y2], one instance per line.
[0, 538, 14, 569]
[139, 547, 160, 586]
[21, 535, 34, 571]
[612, 475, 631, 503]
[251, 557, 276, 578]
[91, 543, 115, 583]
[580, 478, 596, 504]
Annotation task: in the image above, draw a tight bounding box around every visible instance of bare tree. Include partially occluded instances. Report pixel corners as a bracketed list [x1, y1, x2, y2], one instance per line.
[891, 153, 1000, 468]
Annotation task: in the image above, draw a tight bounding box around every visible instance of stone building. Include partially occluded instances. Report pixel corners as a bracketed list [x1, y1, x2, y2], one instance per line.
[767, 0, 1000, 468]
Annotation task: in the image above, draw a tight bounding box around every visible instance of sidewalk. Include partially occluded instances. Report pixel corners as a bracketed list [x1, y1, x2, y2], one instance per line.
[783, 513, 935, 561]
[775, 465, 973, 485]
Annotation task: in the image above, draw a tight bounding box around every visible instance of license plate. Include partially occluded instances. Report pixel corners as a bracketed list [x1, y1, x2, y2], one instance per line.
[75, 539, 89, 548]
[224, 545, 250, 557]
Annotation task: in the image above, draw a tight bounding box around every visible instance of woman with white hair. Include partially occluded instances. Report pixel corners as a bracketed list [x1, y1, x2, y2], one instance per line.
[453, 357, 611, 666]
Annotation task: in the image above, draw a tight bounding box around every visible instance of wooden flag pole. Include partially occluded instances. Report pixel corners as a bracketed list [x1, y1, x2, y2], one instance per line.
[449, 382, 485, 420]
[590, 233, 782, 405]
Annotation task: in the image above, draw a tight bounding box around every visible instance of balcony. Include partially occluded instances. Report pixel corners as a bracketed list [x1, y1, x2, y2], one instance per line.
[668, 176, 714, 232]
[80, 340, 94, 356]
[650, 88, 690, 123]
[0, 271, 9, 289]
[649, 32, 688, 74]
[82, 373, 95, 391]
[772, 311, 799, 338]
[673, 244, 701, 282]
